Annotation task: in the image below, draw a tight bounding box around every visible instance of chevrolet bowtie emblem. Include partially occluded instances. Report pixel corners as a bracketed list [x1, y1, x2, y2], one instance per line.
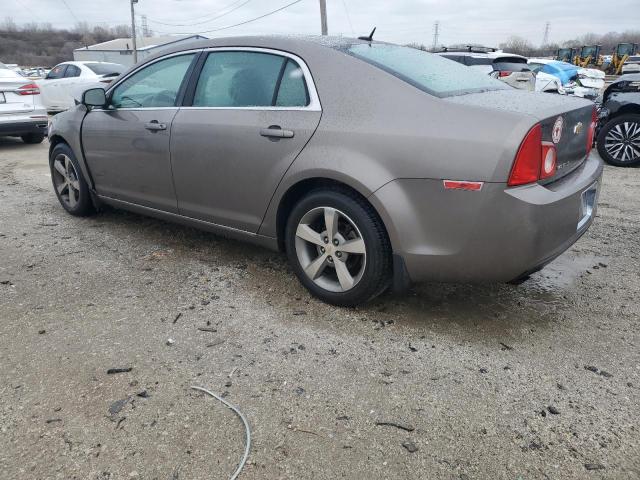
[574, 122, 584, 135]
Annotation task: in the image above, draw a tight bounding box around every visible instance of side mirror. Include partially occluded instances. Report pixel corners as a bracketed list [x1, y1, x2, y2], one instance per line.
[82, 87, 107, 107]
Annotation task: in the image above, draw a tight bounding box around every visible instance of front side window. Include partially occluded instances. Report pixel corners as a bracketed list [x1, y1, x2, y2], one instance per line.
[344, 44, 508, 97]
[111, 54, 195, 109]
[193, 51, 309, 108]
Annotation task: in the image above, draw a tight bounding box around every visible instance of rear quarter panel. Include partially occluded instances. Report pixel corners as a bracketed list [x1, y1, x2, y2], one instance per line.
[259, 46, 536, 238]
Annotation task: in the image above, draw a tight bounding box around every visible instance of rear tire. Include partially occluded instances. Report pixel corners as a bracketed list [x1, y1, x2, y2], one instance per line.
[49, 143, 95, 217]
[285, 188, 392, 307]
[21, 133, 45, 144]
[596, 114, 640, 167]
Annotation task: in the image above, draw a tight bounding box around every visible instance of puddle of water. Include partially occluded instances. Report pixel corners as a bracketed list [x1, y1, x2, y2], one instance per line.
[528, 253, 604, 291]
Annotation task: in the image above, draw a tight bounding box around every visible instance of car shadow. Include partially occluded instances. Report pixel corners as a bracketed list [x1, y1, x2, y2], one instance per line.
[83, 204, 600, 343]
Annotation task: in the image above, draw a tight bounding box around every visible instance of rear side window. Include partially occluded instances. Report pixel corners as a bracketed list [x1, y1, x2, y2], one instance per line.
[344, 44, 507, 97]
[111, 54, 195, 108]
[46, 64, 67, 79]
[276, 60, 309, 107]
[193, 51, 309, 108]
[65, 65, 81, 78]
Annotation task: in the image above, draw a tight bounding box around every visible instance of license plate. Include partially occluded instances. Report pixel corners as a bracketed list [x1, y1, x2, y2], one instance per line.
[577, 182, 598, 231]
[0, 92, 5, 103]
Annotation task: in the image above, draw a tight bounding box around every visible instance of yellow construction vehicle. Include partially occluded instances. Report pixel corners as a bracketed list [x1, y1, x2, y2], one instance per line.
[574, 45, 602, 68]
[555, 47, 577, 63]
[606, 43, 638, 75]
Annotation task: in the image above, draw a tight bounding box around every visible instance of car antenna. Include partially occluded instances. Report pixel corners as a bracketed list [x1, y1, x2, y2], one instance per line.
[358, 27, 376, 42]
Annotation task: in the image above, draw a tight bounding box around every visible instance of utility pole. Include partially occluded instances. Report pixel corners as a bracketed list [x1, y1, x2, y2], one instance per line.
[130, 0, 138, 64]
[319, 0, 328, 35]
[432, 21, 439, 51]
[542, 21, 550, 46]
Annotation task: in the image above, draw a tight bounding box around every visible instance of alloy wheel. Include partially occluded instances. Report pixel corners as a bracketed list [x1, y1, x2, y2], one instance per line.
[294, 207, 367, 293]
[52, 154, 80, 208]
[604, 121, 640, 163]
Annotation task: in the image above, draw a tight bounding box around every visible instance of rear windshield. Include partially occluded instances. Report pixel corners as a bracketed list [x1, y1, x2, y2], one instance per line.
[343, 44, 508, 97]
[85, 63, 125, 75]
[493, 62, 531, 72]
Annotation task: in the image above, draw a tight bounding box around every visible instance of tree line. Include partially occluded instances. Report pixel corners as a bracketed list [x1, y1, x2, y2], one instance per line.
[0, 18, 132, 67]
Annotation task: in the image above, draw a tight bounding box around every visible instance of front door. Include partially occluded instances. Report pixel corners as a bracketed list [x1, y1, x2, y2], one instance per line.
[82, 53, 197, 212]
[170, 49, 321, 232]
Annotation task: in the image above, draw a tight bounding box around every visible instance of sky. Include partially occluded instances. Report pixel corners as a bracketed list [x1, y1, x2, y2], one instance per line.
[6, 0, 640, 47]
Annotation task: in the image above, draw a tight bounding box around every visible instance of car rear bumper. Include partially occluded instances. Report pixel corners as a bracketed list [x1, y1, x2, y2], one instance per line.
[0, 113, 48, 137]
[370, 153, 604, 283]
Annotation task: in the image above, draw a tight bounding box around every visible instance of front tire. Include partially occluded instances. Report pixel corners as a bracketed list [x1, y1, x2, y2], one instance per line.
[21, 133, 45, 144]
[285, 188, 392, 307]
[49, 143, 95, 216]
[596, 114, 640, 167]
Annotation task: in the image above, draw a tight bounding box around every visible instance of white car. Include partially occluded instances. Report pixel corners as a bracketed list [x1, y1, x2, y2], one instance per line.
[528, 58, 605, 99]
[0, 61, 48, 144]
[436, 50, 536, 91]
[38, 61, 125, 113]
[621, 56, 640, 74]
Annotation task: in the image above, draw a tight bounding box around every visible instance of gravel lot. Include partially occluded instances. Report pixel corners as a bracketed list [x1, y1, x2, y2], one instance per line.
[1, 137, 639, 480]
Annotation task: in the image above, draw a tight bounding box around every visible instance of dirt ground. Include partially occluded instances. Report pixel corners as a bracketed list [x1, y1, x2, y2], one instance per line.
[0, 137, 638, 480]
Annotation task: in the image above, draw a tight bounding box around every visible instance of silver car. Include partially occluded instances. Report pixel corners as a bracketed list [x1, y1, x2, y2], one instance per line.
[0, 61, 48, 144]
[48, 36, 603, 306]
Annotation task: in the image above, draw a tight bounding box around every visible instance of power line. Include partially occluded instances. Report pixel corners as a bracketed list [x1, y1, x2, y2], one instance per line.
[151, 0, 306, 36]
[59, 0, 80, 24]
[145, 0, 254, 27]
[341, 0, 354, 35]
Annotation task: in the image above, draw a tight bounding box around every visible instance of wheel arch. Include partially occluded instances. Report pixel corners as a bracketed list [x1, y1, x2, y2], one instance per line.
[614, 104, 640, 116]
[273, 176, 388, 252]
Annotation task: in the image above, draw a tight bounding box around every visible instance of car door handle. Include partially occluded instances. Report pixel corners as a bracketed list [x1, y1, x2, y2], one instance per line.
[260, 126, 294, 139]
[145, 121, 167, 131]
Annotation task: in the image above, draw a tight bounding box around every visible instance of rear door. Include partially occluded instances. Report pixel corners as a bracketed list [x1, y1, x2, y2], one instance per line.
[82, 52, 198, 212]
[56, 64, 83, 110]
[170, 48, 322, 232]
[39, 64, 67, 110]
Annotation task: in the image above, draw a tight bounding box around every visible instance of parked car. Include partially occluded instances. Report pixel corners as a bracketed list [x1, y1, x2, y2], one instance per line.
[596, 74, 640, 166]
[436, 49, 536, 91]
[38, 61, 125, 113]
[527, 58, 605, 99]
[48, 36, 602, 306]
[0, 61, 48, 144]
[621, 56, 640, 74]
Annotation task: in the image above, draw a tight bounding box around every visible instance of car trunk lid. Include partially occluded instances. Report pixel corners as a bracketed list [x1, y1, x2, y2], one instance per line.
[445, 89, 594, 182]
[539, 105, 594, 182]
[0, 77, 36, 114]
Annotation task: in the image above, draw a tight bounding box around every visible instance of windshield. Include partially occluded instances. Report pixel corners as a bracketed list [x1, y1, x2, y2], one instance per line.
[343, 43, 508, 97]
[85, 63, 125, 75]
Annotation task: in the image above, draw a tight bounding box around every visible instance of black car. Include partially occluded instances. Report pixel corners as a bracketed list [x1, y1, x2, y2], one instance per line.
[597, 74, 640, 166]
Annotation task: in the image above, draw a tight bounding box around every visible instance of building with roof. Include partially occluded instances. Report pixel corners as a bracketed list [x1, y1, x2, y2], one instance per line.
[73, 35, 207, 66]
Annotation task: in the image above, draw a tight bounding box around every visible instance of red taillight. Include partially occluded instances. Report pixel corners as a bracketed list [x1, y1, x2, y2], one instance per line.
[540, 142, 557, 179]
[498, 71, 511, 77]
[586, 106, 597, 156]
[508, 124, 543, 186]
[17, 83, 40, 95]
